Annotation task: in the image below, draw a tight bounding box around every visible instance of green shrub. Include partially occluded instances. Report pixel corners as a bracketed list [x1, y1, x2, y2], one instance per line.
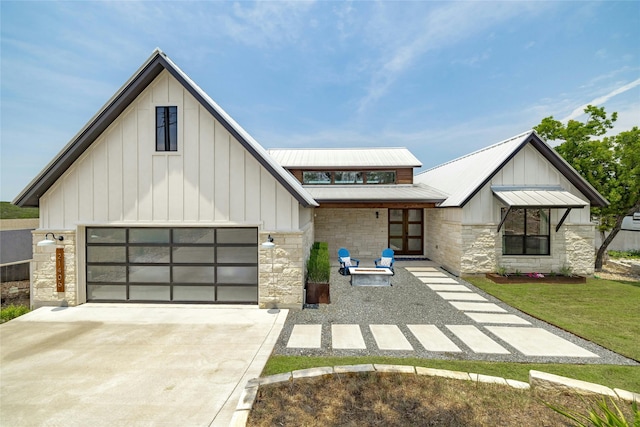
[560, 264, 573, 276]
[545, 397, 639, 427]
[0, 304, 30, 323]
[307, 242, 330, 283]
[609, 250, 640, 259]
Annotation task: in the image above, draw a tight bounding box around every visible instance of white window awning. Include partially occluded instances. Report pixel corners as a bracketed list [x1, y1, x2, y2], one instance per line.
[492, 186, 588, 232]
[491, 186, 588, 208]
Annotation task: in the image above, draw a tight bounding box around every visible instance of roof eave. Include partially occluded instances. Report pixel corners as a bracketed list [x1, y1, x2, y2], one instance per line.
[527, 134, 609, 208]
[14, 51, 168, 207]
[455, 131, 609, 208]
[13, 50, 318, 209]
[314, 198, 446, 204]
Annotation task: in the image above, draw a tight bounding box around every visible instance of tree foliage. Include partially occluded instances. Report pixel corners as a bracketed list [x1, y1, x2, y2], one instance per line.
[534, 105, 640, 270]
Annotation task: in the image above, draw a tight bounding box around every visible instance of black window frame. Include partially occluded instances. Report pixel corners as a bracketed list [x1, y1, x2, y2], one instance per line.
[302, 170, 396, 185]
[156, 106, 178, 152]
[501, 208, 551, 256]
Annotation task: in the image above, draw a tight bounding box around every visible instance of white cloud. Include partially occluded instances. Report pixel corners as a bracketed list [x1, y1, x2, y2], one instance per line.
[356, 2, 546, 113]
[561, 77, 640, 122]
[221, 1, 316, 48]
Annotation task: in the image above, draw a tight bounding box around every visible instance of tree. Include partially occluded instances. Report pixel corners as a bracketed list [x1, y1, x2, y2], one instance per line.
[534, 105, 640, 271]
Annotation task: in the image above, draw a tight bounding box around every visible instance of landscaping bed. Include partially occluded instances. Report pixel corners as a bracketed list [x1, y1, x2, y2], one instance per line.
[248, 373, 638, 427]
[486, 273, 586, 284]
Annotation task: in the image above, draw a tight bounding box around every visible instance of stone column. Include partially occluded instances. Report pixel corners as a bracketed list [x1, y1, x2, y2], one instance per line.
[258, 231, 306, 310]
[31, 230, 76, 308]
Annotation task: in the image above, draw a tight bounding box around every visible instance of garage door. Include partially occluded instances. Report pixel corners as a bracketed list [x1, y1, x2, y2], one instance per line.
[86, 227, 258, 304]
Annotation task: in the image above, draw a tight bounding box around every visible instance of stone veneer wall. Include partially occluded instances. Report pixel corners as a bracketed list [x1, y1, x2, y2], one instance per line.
[31, 230, 76, 308]
[460, 223, 595, 276]
[258, 223, 312, 310]
[314, 208, 388, 261]
[424, 209, 463, 275]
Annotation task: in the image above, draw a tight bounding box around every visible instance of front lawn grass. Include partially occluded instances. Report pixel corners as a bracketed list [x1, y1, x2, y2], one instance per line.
[263, 356, 640, 392]
[464, 276, 640, 361]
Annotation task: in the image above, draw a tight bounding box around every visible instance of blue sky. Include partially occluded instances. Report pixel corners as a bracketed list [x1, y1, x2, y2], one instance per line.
[1, 1, 639, 202]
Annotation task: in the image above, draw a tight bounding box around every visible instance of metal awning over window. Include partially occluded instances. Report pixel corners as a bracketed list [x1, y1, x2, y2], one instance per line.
[492, 186, 588, 232]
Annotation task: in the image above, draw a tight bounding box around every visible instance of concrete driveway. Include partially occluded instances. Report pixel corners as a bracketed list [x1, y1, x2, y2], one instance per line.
[0, 304, 287, 426]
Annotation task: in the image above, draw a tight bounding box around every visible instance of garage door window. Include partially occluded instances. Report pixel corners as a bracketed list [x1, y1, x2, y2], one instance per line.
[86, 227, 258, 303]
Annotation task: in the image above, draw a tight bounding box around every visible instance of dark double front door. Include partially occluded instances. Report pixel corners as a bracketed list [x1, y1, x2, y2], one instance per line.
[388, 209, 423, 255]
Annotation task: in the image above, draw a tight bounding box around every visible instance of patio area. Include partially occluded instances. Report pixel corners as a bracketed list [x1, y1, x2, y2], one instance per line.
[272, 260, 637, 365]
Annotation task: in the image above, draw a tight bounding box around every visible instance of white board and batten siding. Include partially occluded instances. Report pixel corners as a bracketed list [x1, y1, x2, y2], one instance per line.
[463, 144, 591, 225]
[39, 70, 302, 231]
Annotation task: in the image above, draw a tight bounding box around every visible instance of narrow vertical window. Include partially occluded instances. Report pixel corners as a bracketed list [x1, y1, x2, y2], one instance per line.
[156, 106, 177, 151]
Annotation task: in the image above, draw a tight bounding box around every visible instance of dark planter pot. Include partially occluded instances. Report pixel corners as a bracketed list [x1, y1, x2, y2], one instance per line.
[306, 282, 330, 304]
[485, 273, 586, 284]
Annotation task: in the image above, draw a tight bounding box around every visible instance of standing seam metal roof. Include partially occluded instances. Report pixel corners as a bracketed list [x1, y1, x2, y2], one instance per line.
[491, 186, 588, 208]
[267, 148, 422, 168]
[414, 131, 608, 208]
[303, 184, 447, 202]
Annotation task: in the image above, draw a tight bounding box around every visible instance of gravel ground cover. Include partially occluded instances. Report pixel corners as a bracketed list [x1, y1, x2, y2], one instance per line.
[273, 262, 638, 366]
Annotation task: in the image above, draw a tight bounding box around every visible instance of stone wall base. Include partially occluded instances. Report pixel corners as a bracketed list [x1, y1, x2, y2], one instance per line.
[259, 226, 311, 310]
[31, 230, 77, 308]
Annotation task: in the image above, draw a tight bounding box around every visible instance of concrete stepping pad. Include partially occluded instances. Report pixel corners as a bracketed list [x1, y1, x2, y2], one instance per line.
[287, 324, 322, 348]
[410, 271, 448, 277]
[436, 292, 488, 301]
[404, 267, 439, 272]
[486, 327, 599, 357]
[407, 324, 461, 352]
[332, 324, 366, 349]
[427, 284, 471, 292]
[448, 302, 507, 312]
[369, 325, 413, 350]
[464, 313, 531, 325]
[419, 277, 459, 284]
[446, 325, 510, 354]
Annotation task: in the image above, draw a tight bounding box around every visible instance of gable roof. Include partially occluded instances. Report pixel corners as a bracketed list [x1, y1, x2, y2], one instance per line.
[13, 49, 317, 208]
[415, 130, 608, 208]
[268, 148, 422, 168]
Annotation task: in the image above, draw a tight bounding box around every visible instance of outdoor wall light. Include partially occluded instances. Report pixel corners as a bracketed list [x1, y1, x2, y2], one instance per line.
[376, 211, 379, 219]
[261, 234, 275, 249]
[37, 233, 64, 247]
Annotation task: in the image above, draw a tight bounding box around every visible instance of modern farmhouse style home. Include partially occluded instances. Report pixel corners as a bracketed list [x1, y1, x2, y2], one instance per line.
[14, 49, 606, 309]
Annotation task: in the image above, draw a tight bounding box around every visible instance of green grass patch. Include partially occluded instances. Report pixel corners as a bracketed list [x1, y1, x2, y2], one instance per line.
[464, 276, 640, 361]
[608, 249, 640, 259]
[0, 201, 39, 219]
[0, 304, 30, 323]
[263, 356, 640, 392]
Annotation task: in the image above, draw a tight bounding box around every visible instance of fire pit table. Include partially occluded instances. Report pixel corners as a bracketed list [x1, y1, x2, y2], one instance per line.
[348, 267, 393, 286]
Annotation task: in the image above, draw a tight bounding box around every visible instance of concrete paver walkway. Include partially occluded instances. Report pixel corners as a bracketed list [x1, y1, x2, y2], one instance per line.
[276, 261, 636, 366]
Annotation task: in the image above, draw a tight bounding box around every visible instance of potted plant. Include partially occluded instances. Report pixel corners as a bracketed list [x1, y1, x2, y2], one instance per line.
[306, 242, 331, 304]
